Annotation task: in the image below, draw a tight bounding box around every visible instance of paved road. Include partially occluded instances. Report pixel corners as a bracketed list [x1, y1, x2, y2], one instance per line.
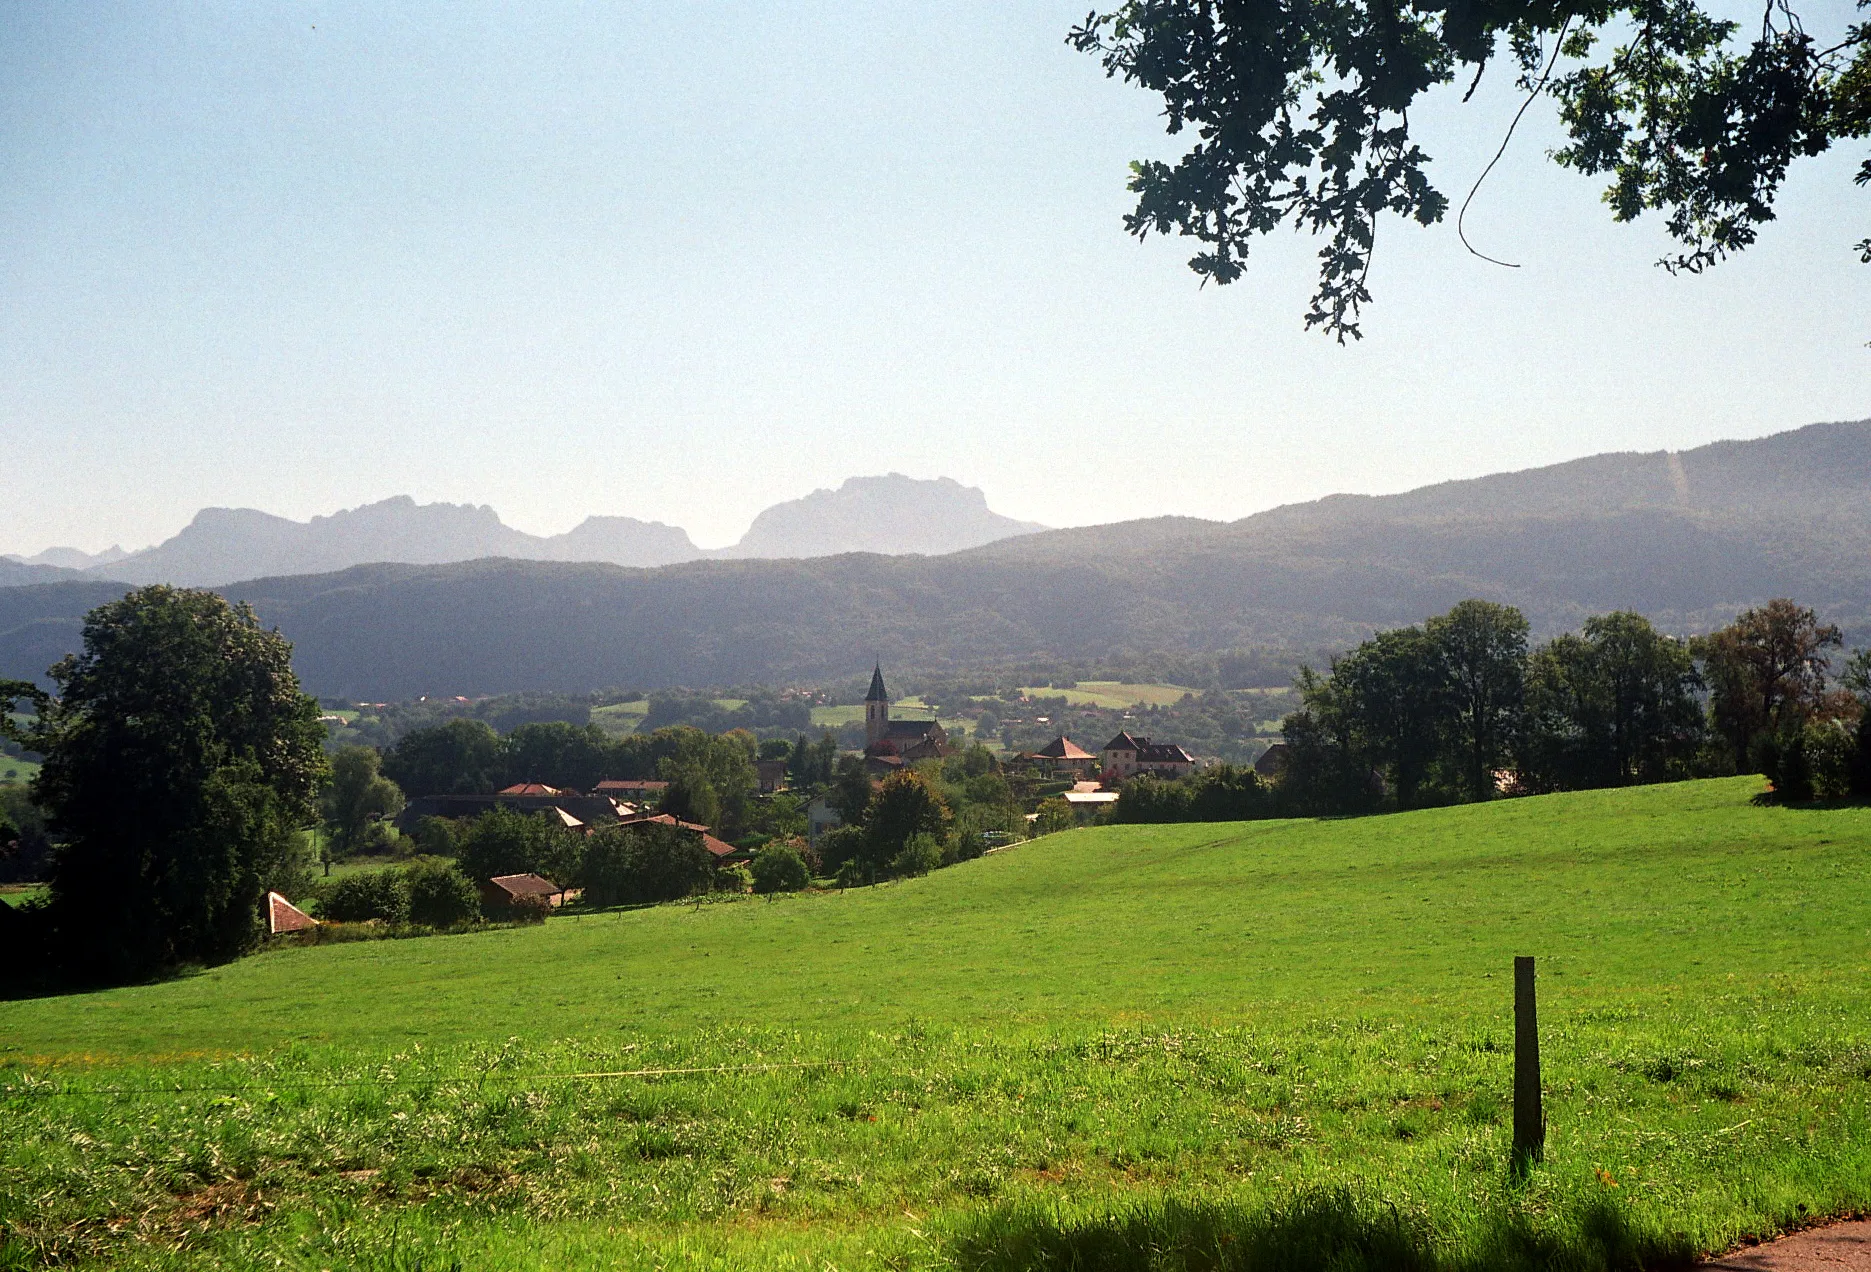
[1703, 1222, 1871, 1271]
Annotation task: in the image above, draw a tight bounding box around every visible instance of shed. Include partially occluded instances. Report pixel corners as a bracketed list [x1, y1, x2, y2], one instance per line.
[481, 873, 576, 909]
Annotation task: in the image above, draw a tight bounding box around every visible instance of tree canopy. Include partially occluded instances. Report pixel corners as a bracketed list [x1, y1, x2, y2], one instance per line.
[1, 586, 327, 979]
[1071, 0, 1869, 338]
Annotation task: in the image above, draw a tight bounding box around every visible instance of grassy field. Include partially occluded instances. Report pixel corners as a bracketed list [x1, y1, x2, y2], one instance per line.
[1016, 681, 1196, 709]
[5, 777, 1871, 1269]
[0, 758, 37, 785]
[588, 700, 649, 736]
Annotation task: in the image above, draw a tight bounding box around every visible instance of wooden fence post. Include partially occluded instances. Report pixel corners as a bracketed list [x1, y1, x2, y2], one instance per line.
[1513, 954, 1544, 1168]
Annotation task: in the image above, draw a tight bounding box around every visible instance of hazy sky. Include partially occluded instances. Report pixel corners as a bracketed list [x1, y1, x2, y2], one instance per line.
[2, 2, 1865, 554]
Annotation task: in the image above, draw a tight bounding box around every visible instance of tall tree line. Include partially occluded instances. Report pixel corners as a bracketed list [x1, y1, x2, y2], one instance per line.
[1281, 599, 1863, 813]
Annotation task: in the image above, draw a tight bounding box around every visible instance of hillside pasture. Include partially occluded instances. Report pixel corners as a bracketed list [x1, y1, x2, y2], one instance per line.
[4, 778, 1871, 1270]
[1017, 681, 1195, 709]
[588, 699, 649, 736]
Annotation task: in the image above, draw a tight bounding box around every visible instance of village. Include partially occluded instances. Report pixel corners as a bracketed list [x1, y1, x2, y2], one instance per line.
[262, 663, 1228, 933]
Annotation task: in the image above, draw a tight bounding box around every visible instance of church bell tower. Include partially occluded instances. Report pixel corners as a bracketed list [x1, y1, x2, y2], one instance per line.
[864, 663, 890, 747]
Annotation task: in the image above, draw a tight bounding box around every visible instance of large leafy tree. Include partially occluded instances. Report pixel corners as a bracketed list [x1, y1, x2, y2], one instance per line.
[1071, 0, 1868, 338]
[1521, 611, 1704, 788]
[863, 770, 953, 874]
[381, 718, 504, 797]
[319, 745, 404, 869]
[1, 587, 327, 979]
[1428, 599, 1529, 800]
[1693, 597, 1842, 770]
[1334, 625, 1451, 808]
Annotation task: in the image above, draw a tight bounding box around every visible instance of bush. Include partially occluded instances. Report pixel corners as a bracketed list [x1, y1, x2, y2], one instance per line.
[321, 868, 411, 924]
[751, 843, 810, 893]
[817, 824, 868, 874]
[717, 863, 753, 893]
[891, 832, 943, 878]
[505, 892, 550, 924]
[1032, 798, 1075, 836]
[1806, 719, 1859, 800]
[405, 858, 479, 927]
[577, 822, 715, 906]
[458, 806, 582, 885]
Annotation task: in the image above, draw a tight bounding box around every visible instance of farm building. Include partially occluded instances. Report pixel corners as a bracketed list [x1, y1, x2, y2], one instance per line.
[480, 873, 576, 909]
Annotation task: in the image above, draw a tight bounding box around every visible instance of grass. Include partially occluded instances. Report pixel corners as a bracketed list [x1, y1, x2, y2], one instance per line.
[4, 777, 1871, 1269]
[589, 700, 649, 736]
[1018, 681, 1197, 709]
[0, 758, 37, 785]
[0, 885, 43, 909]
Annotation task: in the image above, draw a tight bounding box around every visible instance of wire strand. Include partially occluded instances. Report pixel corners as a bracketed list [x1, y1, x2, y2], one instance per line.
[1458, 19, 1574, 269]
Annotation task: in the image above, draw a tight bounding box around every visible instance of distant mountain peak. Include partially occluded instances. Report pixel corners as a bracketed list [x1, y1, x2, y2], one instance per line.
[726, 473, 1046, 560]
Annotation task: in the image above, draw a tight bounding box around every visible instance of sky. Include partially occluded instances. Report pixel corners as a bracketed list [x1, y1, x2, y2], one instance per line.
[1, 2, 1866, 554]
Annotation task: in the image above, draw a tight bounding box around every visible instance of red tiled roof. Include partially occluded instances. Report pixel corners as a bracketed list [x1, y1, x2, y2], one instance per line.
[499, 783, 565, 797]
[267, 891, 317, 934]
[1035, 735, 1095, 761]
[487, 873, 563, 899]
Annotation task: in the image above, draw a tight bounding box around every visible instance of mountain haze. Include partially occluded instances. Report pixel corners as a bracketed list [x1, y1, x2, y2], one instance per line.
[722, 474, 1047, 558]
[3, 421, 1867, 697]
[13, 475, 1042, 587]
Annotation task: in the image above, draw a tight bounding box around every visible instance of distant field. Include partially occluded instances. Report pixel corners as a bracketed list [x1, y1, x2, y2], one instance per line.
[1017, 681, 1195, 709]
[7, 778, 1871, 1269]
[589, 699, 649, 736]
[0, 884, 43, 908]
[0, 756, 39, 785]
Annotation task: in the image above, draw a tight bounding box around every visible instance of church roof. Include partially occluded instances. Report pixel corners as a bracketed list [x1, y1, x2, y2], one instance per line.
[884, 719, 941, 739]
[865, 664, 889, 702]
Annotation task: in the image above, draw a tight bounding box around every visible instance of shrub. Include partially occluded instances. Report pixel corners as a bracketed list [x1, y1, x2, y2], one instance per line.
[891, 832, 943, 878]
[1033, 798, 1075, 836]
[577, 822, 715, 906]
[817, 824, 867, 873]
[751, 843, 810, 893]
[458, 805, 582, 887]
[405, 858, 479, 927]
[506, 892, 549, 924]
[717, 863, 753, 893]
[1806, 719, 1859, 800]
[321, 868, 411, 924]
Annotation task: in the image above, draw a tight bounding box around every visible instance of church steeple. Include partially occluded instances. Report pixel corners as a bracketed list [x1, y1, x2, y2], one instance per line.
[864, 663, 890, 746]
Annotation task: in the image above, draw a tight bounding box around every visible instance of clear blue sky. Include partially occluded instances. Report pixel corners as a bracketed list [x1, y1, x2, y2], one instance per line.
[2, 2, 1865, 553]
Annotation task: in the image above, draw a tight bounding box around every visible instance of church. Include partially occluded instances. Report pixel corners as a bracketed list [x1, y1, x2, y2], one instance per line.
[863, 664, 950, 766]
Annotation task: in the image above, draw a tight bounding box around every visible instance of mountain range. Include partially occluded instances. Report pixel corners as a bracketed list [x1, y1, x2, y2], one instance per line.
[3, 420, 1868, 698]
[0, 474, 1045, 589]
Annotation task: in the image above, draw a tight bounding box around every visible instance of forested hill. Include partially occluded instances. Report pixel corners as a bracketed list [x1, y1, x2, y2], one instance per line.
[2, 420, 1867, 699]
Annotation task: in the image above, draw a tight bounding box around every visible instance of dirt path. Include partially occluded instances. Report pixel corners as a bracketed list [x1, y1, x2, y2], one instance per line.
[1702, 1221, 1871, 1270]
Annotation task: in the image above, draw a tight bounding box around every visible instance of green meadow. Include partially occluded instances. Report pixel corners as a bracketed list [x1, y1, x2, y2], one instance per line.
[1015, 681, 1196, 709]
[5, 777, 1871, 1269]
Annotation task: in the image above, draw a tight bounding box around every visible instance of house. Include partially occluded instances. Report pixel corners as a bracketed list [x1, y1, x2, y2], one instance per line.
[1100, 731, 1197, 780]
[1254, 743, 1290, 779]
[806, 794, 843, 847]
[864, 664, 949, 761]
[498, 782, 566, 797]
[1030, 735, 1098, 778]
[755, 760, 789, 793]
[267, 891, 317, 934]
[480, 872, 577, 909]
